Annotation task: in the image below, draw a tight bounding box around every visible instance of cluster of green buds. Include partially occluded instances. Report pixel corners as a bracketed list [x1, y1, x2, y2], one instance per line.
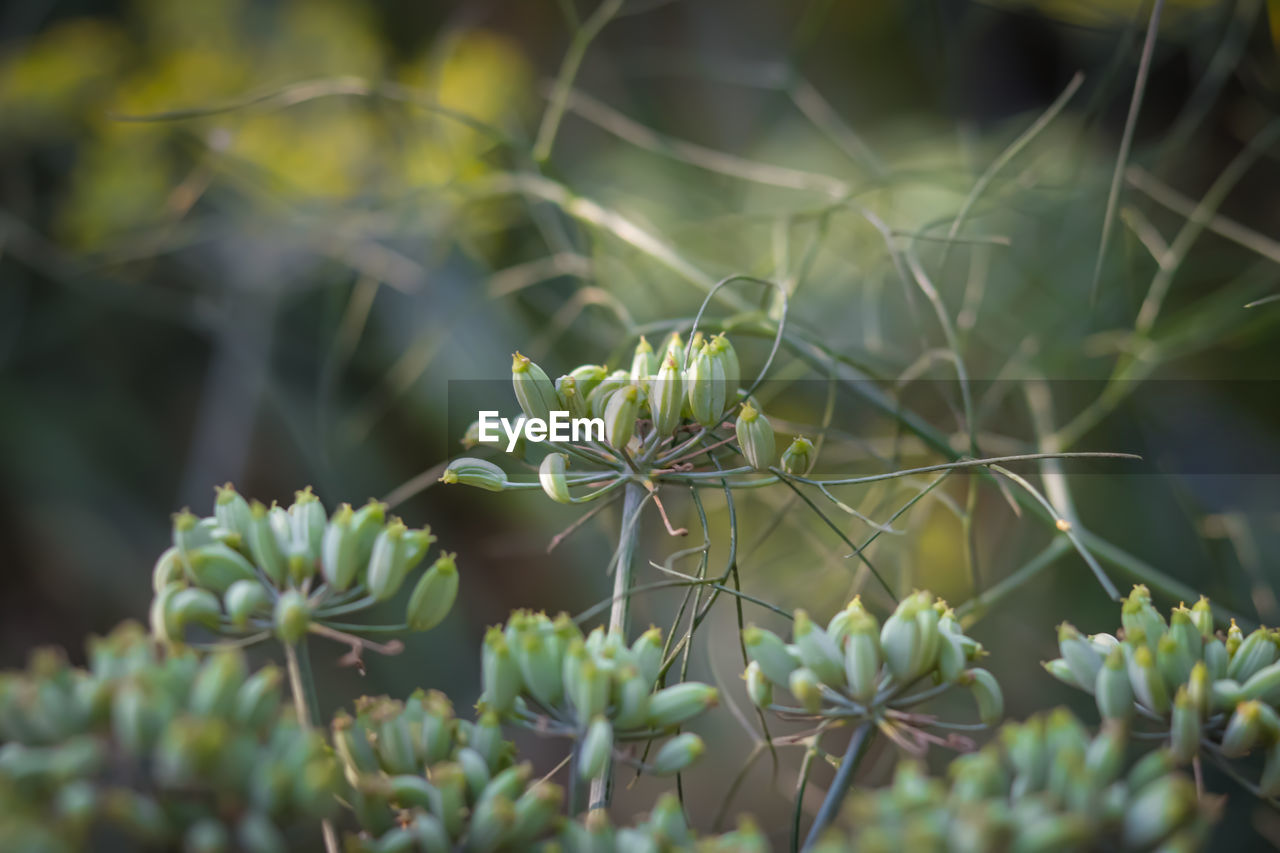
[814, 709, 1219, 852]
[0, 622, 341, 852]
[442, 334, 819, 504]
[551, 795, 766, 853]
[480, 612, 717, 782]
[1046, 584, 1280, 796]
[744, 592, 1003, 742]
[151, 484, 458, 650]
[332, 690, 566, 852]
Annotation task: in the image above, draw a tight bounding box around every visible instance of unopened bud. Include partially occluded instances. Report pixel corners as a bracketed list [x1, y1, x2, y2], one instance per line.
[735, 401, 776, 471]
[651, 733, 704, 775]
[780, 436, 815, 477]
[539, 453, 572, 504]
[512, 352, 558, 424]
[406, 552, 458, 631]
[274, 590, 309, 645]
[440, 457, 509, 491]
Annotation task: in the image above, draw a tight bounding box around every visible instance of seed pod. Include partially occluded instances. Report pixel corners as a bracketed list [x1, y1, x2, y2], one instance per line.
[1189, 596, 1214, 636]
[579, 716, 613, 780]
[247, 502, 287, 586]
[1057, 623, 1103, 689]
[1043, 658, 1081, 689]
[1129, 645, 1171, 715]
[650, 733, 704, 776]
[963, 668, 1003, 725]
[539, 453, 572, 504]
[320, 504, 358, 591]
[685, 343, 727, 427]
[1169, 687, 1200, 764]
[647, 683, 718, 728]
[1221, 700, 1263, 757]
[630, 336, 658, 382]
[735, 401, 776, 471]
[603, 385, 641, 450]
[1095, 647, 1134, 721]
[844, 608, 882, 702]
[780, 436, 815, 477]
[214, 483, 254, 541]
[512, 352, 559, 424]
[555, 375, 590, 421]
[367, 521, 410, 602]
[274, 590, 309, 645]
[1228, 627, 1277, 682]
[789, 668, 823, 713]
[481, 628, 521, 714]
[649, 354, 684, 438]
[406, 552, 459, 631]
[744, 626, 799, 686]
[708, 333, 741, 392]
[440, 457, 509, 491]
[793, 610, 845, 688]
[745, 661, 773, 707]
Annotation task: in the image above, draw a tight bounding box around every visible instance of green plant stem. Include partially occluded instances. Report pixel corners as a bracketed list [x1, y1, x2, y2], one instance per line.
[284, 641, 338, 853]
[802, 722, 873, 850]
[587, 481, 646, 812]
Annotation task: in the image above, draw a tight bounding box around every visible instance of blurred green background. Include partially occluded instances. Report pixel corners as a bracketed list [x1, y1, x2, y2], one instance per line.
[4, 0, 1280, 844]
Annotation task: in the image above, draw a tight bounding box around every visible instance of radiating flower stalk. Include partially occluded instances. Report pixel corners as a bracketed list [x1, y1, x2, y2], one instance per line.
[149, 484, 459, 852]
[480, 611, 718, 815]
[1045, 584, 1280, 803]
[813, 708, 1219, 851]
[744, 591, 1003, 846]
[0, 622, 342, 851]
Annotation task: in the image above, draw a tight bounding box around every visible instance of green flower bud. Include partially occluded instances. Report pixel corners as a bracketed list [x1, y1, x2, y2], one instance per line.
[1211, 678, 1243, 713]
[1121, 585, 1166, 647]
[469, 795, 516, 852]
[587, 370, 631, 419]
[568, 364, 609, 399]
[744, 626, 799, 686]
[289, 487, 326, 558]
[780, 436, 815, 477]
[1084, 721, 1127, 786]
[793, 610, 845, 688]
[170, 586, 222, 632]
[190, 649, 247, 717]
[937, 631, 968, 685]
[1129, 645, 1171, 715]
[111, 682, 161, 755]
[1095, 647, 1134, 721]
[461, 420, 484, 449]
[579, 716, 613, 780]
[1168, 606, 1203, 661]
[745, 661, 773, 707]
[1221, 700, 1264, 757]
[1228, 627, 1277, 682]
[152, 546, 185, 594]
[245, 502, 287, 586]
[708, 333, 741, 392]
[650, 733, 704, 775]
[649, 355, 684, 438]
[511, 783, 563, 842]
[516, 632, 564, 707]
[1156, 632, 1194, 691]
[321, 504, 358, 591]
[1169, 687, 1200, 764]
[1186, 661, 1211, 717]
[962, 668, 1003, 726]
[349, 499, 387, 562]
[661, 332, 687, 372]
[367, 521, 412, 602]
[440, 457, 510, 491]
[1204, 636, 1229, 680]
[223, 579, 269, 629]
[274, 590, 309, 645]
[185, 543, 258, 594]
[1057, 623, 1103, 689]
[789, 667, 823, 713]
[1241, 660, 1280, 705]
[214, 483, 254, 540]
[880, 601, 921, 681]
[844, 609, 882, 703]
[512, 352, 559, 424]
[1122, 775, 1197, 849]
[406, 552, 458, 631]
[1042, 658, 1081, 689]
[482, 628, 521, 714]
[1189, 596, 1214, 636]
[685, 343, 727, 427]
[912, 596, 942, 676]
[539, 453, 573, 504]
[555, 375, 590, 421]
[735, 401, 775, 471]
[631, 627, 663, 689]
[569, 657, 610, 722]
[469, 710, 507, 771]
[612, 666, 651, 730]
[630, 336, 658, 382]
[647, 683, 718, 728]
[603, 385, 641, 450]
[234, 666, 282, 730]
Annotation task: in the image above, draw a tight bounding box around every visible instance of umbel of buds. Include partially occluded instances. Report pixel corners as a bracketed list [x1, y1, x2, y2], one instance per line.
[0, 623, 341, 851]
[480, 612, 717, 781]
[445, 334, 811, 505]
[745, 591, 1002, 752]
[151, 484, 458, 651]
[1045, 584, 1280, 795]
[813, 709, 1219, 851]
